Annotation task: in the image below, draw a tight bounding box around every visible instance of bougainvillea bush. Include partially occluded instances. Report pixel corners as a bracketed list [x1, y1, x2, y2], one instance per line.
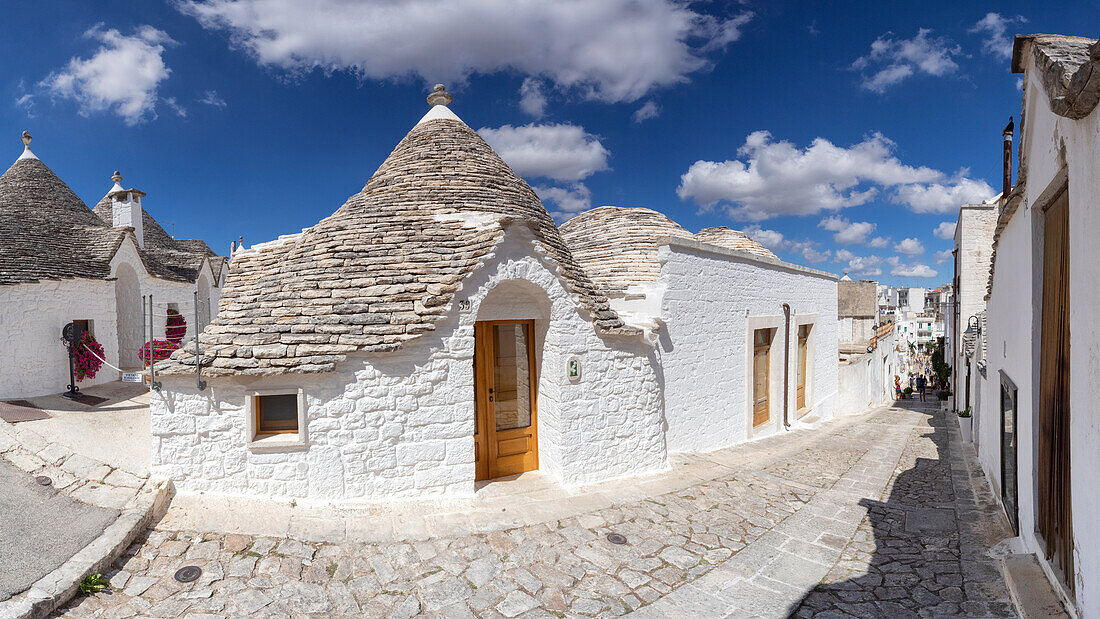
[74, 332, 105, 381]
[139, 339, 180, 365]
[166, 308, 187, 344]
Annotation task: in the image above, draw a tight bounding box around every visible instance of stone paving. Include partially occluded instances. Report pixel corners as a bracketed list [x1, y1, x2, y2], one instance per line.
[53, 400, 1017, 618]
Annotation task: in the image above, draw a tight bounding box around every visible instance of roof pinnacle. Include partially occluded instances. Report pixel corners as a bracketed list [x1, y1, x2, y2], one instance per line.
[427, 84, 452, 107]
[21, 131, 31, 148]
[112, 171, 123, 183]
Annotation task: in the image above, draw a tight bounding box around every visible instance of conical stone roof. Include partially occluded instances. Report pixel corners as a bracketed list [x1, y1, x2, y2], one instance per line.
[694, 227, 777, 260]
[0, 153, 124, 285]
[163, 95, 629, 376]
[92, 195, 219, 282]
[559, 206, 694, 295]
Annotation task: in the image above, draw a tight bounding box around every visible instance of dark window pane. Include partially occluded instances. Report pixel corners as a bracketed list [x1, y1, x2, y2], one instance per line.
[258, 394, 298, 433]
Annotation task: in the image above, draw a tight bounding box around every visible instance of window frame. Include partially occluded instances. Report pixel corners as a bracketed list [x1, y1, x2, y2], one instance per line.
[245, 387, 308, 452]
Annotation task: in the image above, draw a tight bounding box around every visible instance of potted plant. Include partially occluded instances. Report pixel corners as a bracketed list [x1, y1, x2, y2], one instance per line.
[903, 386, 914, 400]
[957, 408, 972, 443]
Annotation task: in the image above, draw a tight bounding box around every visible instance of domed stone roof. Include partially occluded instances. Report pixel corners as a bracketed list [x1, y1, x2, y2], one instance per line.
[164, 89, 629, 376]
[694, 227, 777, 260]
[0, 137, 123, 285]
[559, 206, 694, 295]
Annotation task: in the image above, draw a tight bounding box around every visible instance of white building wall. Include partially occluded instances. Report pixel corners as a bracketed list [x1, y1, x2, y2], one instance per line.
[150, 228, 667, 502]
[656, 242, 839, 453]
[979, 62, 1100, 613]
[837, 331, 900, 416]
[0, 236, 223, 399]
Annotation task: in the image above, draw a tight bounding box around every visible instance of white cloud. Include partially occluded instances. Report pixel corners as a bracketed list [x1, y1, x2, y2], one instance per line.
[536, 184, 592, 220]
[518, 78, 547, 118]
[834, 248, 856, 262]
[632, 101, 661, 123]
[890, 261, 937, 278]
[41, 24, 175, 125]
[677, 131, 942, 220]
[852, 29, 961, 93]
[969, 13, 1027, 60]
[200, 90, 227, 107]
[934, 249, 953, 264]
[845, 254, 884, 278]
[868, 236, 890, 248]
[819, 215, 876, 244]
[164, 96, 187, 118]
[178, 0, 752, 104]
[801, 246, 830, 264]
[894, 237, 925, 256]
[893, 174, 995, 213]
[933, 221, 956, 239]
[478, 123, 610, 183]
[742, 225, 788, 251]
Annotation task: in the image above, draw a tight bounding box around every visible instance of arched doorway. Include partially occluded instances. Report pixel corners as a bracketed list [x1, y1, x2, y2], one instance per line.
[114, 263, 143, 369]
[473, 279, 551, 481]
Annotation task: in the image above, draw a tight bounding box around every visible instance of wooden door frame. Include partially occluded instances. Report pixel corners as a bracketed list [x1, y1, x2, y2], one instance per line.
[796, 324, 809, 415]
[752, 328, 772, 429]
[474, 319, 539, 481]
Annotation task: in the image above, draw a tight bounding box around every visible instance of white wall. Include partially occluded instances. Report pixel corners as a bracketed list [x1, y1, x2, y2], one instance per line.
[656, 241, 839, 453]
[837, 330, 900, 416]
[0, 236, 223, 399]
[151, 227, 667, 502]
[979, 60, 1100, 613]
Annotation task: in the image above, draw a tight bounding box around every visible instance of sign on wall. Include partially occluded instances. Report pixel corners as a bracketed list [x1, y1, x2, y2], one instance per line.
[567, 356, 581, 382]
[121, 372, 143, 383]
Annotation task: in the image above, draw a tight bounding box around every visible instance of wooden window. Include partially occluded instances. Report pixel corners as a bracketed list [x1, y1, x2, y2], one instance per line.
[752, 329, 772, 428]
[796, 324, 810, 411]
[255, 394, 299, 434]
[72, 319, 91, 339]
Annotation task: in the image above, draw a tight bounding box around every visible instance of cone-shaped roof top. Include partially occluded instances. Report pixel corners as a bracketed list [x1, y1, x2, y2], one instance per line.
[163, 89, 628, 375]
[0, 149, 124, 285]
[694, 227, 777, 260]
[559, 206, 694, 295]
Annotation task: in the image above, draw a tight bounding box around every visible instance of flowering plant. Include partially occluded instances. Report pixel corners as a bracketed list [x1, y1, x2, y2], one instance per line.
[74, 331, 105, 381]
[139, 339, 180, 365]
[166, 308, 187, 344]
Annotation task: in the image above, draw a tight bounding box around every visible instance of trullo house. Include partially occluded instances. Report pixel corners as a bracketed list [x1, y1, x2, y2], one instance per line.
[0, 132, 226, 399]
[151, 87, 838, 502]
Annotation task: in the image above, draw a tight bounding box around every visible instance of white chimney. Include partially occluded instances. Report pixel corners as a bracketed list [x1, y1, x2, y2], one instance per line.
[108, 171, 146, 249]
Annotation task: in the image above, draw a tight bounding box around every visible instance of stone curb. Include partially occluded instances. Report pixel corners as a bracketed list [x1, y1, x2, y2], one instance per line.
[0, 420, 171, 619]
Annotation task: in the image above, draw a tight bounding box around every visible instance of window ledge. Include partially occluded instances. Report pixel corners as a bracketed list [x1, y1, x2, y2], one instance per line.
[248, 433, 307, 453]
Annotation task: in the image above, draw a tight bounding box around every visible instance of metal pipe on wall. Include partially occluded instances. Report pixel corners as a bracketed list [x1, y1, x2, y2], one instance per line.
[782, 303, 791, 430]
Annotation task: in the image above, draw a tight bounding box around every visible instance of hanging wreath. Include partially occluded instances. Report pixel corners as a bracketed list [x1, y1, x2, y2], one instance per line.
[166, 308, 187, 344]
[140, 339, 180, 365]
[74, 331, 105, 381]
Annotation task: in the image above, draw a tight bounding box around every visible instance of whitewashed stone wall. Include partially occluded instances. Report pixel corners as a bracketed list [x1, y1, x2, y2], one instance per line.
[150, 226, 666, 501]
[0, 236, 222, 399]
[979, 63, 1100, 612]
[950, 205, 996, 407]
[656, 240, 839, 453]
[836, 331, 899, 416]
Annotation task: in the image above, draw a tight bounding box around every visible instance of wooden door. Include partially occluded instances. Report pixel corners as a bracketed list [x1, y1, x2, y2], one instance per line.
[1038, 188, 1073, 593]
[474, 320, 538, 481]
[752, 329, 771, 428]
[796, 325, 809, 412]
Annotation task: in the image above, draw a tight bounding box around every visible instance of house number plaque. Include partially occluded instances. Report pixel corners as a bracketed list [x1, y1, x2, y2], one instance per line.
[458, 299, 472, 311]
[567, 356, 581, 382]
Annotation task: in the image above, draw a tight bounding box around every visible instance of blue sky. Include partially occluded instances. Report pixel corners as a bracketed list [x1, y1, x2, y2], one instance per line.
[3, 1, 1096, 287]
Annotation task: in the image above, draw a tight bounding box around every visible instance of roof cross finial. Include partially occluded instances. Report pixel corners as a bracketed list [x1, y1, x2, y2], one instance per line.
[427, 84, 452, 107]
[112, 170, 123, 183]
[21, 131, 31, 148]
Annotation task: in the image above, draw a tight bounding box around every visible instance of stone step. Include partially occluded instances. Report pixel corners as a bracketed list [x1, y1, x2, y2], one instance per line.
[1003, 554, 1072, 618]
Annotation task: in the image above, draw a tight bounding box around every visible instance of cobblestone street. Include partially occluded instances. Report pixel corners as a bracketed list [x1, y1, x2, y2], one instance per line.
[55, 400, 1016, 618]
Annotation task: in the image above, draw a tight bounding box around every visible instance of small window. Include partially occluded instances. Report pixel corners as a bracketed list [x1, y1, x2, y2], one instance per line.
[255, 394, 299, 434]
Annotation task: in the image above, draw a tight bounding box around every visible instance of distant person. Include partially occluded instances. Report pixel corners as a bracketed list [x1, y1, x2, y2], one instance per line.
[895, 375, 902, 401]
[916, 374, 927, 401]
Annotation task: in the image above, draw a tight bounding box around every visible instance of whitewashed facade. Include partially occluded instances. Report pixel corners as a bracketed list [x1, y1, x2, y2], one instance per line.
[0, 139, 226, 399]
[970, 34, 1100, 615]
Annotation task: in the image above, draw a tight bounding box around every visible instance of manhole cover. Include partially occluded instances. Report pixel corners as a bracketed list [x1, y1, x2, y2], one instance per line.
[35, 476, 52, 486]
[174, 566, 202, 583]
[606, 533, 627, 545]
